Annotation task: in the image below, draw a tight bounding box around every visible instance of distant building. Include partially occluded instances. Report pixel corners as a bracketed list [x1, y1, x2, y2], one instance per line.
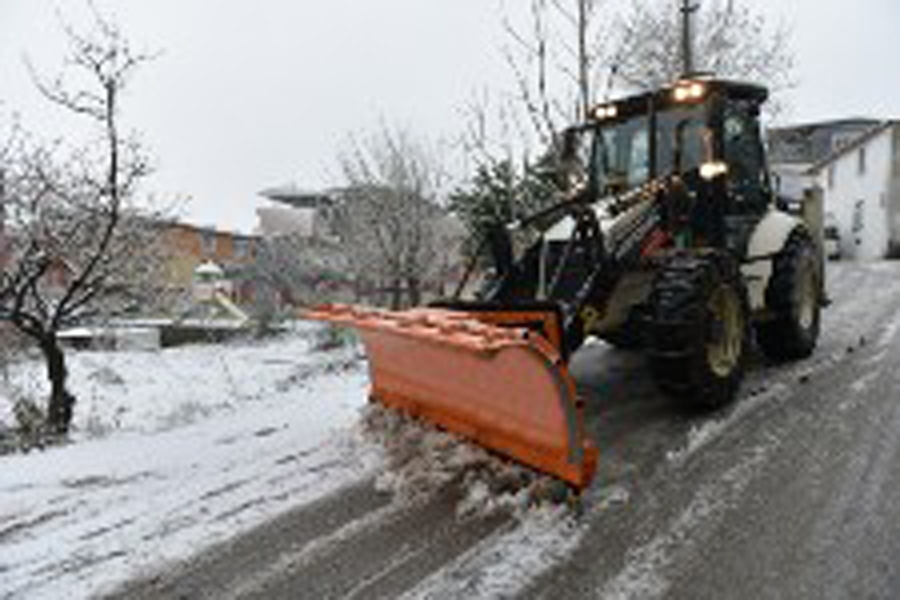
[158, 221, 260, 304]
[255, 182, 467, 306]
[255, 184, 350, 305]
[768, 118, 879, 204]
[768, 118, 880, 165]
[807, 121, 900, 259]
[766, 118, 900, 260]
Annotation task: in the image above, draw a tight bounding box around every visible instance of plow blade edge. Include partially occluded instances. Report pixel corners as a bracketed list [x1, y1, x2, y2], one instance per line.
[304, 304, 598, 490]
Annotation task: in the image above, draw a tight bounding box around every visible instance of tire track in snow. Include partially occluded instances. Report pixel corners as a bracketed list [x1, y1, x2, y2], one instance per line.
[108, 480, 391, 600]
[597, 443, 773, 600]
[399, 486, 628, 600]
[795, 316, 900, 599]
[234, 487, 511, 600]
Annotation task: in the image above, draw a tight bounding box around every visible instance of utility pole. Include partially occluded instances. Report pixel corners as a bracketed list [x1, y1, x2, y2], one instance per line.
[0, 168, 5, 241]
[0, 168, 7, 272]
[578, 0, 590, 121]
[680, 0, 699, 76]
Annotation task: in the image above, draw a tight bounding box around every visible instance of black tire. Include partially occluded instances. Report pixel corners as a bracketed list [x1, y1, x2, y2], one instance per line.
[649, 253, 748, 408]
[756, 230, 821, 361]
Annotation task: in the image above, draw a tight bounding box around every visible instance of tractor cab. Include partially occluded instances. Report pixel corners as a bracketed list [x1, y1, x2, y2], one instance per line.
[570, 78, 772, 254]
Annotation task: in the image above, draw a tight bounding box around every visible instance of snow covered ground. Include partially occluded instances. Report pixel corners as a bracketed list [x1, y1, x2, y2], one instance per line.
[0, 317, 598, 600]
[0, 324, 380, 599]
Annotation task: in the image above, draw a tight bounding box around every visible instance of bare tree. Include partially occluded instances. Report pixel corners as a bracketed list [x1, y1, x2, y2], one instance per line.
[452, 0, 794, 245]
[475, 0, 792, 164]
[335, 127, 451, 309]
[496, 0, 606, 154]
[0, 8, 152, 435]
[253, 233, 350, 309]
[614, 0, 794, 113]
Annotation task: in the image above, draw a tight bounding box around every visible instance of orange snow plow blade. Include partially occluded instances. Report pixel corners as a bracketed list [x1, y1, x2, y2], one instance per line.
[303, 304, 598, 489]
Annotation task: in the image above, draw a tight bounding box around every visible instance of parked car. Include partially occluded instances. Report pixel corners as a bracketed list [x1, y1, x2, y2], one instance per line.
[824, 217, 841, 260]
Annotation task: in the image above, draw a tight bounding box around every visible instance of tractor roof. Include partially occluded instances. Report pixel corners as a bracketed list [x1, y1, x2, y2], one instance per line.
[589, 78, 769, 123]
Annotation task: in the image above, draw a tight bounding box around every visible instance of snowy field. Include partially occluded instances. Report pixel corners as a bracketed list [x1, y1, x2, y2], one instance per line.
[0, 324, 380, 599]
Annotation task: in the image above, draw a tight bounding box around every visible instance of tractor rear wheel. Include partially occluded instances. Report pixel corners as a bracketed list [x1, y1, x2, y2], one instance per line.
[649, 253, 748, 408]
[756, 231, 821, 361]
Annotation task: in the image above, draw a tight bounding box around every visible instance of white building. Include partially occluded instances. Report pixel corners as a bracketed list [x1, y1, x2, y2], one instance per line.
[808, 121, 900, 260]
[768, 118, 879, 209]
[255, 184, 337, 240]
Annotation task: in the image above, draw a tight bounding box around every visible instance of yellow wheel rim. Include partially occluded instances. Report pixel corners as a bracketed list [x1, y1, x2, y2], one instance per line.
[707, 284, 743, 378]
[796, 263, 817, 330]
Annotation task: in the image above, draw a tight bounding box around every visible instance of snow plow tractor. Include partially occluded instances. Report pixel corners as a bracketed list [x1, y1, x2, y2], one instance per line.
[306, 77, 825, 490]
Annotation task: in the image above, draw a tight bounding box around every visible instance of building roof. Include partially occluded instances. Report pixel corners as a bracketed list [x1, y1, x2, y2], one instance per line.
[768, 117, 880, 134]
[258, 183, 336, 208]
[162, 219, 260, 240]
[767, 118, 880, 165]
[807, 120, 898, 174]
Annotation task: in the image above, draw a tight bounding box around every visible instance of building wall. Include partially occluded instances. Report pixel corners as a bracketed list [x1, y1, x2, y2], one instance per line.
[818, 127, 894, 260]
[889, 127, 900, 255]
[771, 162, 814, 202]
[160, 223, 258, 300]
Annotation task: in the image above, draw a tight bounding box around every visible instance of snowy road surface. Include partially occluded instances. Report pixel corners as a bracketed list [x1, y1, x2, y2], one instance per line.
[5, 261, 900, 599]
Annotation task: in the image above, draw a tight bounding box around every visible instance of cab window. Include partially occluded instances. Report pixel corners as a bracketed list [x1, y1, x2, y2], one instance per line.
[723, 100, 767, 211]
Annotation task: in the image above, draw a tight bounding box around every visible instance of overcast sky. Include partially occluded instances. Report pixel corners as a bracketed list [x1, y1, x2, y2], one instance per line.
[2, 1, 899, 233]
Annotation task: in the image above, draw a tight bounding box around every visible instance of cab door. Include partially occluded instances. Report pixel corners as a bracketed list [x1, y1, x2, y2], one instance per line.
[722, 99, 770, 216]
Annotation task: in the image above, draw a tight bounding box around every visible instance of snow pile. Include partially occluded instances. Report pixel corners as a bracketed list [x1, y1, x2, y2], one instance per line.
[0, 325, 379, 600]
[360, 405, 567, 518]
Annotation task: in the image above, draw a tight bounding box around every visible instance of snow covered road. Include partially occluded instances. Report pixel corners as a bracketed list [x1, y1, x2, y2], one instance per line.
[529, 260, 900, 599]
[5, 261, 900, 599]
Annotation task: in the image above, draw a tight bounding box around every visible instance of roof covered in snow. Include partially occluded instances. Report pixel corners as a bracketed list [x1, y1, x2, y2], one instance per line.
[258, 183, 337, 208]
[807, 120, 899, 174]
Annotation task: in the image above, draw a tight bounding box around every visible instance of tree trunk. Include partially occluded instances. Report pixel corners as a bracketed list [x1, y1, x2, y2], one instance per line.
[41, 335, 74, 435]
[390, 278, 402, 310]
[407, 277, 421, 307]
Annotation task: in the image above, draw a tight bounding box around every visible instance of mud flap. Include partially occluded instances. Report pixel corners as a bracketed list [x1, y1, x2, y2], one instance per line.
[303, 304, 598, 489]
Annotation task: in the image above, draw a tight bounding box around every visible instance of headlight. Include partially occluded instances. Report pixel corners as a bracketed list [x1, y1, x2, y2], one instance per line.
[699, 160, 729, 180]
[673, 81, 706, 102]
[592, 104, 618, 120]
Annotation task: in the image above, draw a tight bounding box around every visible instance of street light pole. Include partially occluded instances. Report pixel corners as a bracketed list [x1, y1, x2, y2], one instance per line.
[680, 0, 699, 76]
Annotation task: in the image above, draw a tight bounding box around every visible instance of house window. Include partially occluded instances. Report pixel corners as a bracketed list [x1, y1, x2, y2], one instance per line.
[858, 147, 866, 176]
[852, 200, 865, 233]
[200, 230, 217, 256]
[234, 238, 250, 259]
[827, 165, 835, 189]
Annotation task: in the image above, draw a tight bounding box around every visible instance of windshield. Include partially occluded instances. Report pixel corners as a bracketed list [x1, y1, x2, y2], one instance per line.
[592, 104, 709, 195]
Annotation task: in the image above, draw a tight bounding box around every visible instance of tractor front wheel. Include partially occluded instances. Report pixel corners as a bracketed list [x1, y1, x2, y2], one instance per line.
[756, 231, 821, 361]
[649, 253, 748, 409]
